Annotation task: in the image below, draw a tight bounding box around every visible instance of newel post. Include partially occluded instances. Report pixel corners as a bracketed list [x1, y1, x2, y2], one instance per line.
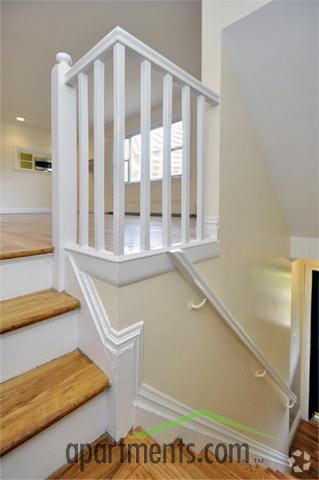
[51, 52, 77, 291]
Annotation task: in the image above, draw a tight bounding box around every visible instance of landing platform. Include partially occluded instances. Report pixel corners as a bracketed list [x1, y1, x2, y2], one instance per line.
[0, 213, 196, 260]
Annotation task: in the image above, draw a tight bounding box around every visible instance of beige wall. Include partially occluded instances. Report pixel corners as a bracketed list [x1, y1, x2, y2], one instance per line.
[202, 0, 270, 219]
[0, 122, 51, 210]
[93, 26, 292, 451]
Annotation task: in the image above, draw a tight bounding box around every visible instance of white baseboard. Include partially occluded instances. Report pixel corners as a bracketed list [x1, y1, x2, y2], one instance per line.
[134, 383, 290, 471]
[289, 408, 301, 446]
[0, 208, 51, 214]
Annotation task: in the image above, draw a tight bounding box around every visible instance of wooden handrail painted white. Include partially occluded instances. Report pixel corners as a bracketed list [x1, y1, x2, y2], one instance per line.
[64, 27, 219, 105]
[169, 248, 297, 404]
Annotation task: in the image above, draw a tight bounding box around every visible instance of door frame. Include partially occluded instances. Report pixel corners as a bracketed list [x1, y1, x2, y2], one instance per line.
[301, 264, 319, 419]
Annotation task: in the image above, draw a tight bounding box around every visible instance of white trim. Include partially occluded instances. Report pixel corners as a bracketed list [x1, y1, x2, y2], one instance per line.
[0, 208, 51, 214]
[65, 239, 219, 287]
[134, 383, 290, 469]
[65, 27, 219, 106]
[67, 253, 143, 439]
[289, 408, 302, 446]
[290, 236, 319, 261]
[301, 264, 319, 419]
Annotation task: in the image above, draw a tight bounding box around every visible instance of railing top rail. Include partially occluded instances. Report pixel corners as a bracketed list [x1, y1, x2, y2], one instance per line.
[169, 249, 297, 404]
[64, 26, 219, 106]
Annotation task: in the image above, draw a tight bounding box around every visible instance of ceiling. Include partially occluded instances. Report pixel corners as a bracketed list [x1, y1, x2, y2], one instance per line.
[223, 0, 319, 238]
[1, 0, 201, 128]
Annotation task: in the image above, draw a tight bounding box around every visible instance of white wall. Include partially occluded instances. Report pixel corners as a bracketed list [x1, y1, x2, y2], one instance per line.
[0, 122, 52, 211]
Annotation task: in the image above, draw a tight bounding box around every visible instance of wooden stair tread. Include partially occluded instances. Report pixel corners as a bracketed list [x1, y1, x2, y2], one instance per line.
[0, 350, 110, 456]
[0, 245, 54, 261]
[0, 288, 80, 334]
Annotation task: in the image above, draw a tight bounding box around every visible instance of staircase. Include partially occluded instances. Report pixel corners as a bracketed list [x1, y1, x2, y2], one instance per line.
[49, 427, 295, 479]
[0, 272, 111, 479]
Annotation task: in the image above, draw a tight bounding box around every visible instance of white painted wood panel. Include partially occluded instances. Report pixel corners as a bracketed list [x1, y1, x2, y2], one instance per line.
[93, 59, 105, 251]
[78, 73, 89, 247]
[181, 85, 190, 244]
[140, 60, 151, 251]
[162, 74, 173, 248]
[113, 43, 126, 256]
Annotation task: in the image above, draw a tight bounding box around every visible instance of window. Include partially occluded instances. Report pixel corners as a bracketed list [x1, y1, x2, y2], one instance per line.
[124, 121, 182, 183]
[15, 147, 52, 173]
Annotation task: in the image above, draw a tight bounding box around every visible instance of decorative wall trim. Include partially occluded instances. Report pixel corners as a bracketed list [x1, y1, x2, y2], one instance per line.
[134, 383, 290, 469]
[66, 239, 219, 287]
[68, 253, 143, 439]
[290, 236, 319, 261]
[0, 208, 52, 214]
[289, 408, 301, 446]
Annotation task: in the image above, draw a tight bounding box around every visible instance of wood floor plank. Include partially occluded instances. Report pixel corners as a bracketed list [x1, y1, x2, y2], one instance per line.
[0, 350, 110, 456]
[290, 419, 319, 479]
[0, 289, 80, 334]
[50, 428, 295, 480]
[0, 213, 196, 259]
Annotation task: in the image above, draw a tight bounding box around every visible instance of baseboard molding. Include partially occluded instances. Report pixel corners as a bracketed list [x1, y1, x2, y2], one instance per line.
[0, 208, 51, 214]
[288, 408, 302, 446]
[134, 383, 290, 470]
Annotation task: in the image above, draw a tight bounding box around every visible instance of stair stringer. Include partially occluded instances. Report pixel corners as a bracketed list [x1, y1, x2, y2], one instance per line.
[65, 252, 144, 441]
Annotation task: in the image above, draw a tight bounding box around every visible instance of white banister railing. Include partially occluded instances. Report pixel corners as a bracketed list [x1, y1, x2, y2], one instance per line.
[52, 27, 219, 288]
[169, 249, 297, 406]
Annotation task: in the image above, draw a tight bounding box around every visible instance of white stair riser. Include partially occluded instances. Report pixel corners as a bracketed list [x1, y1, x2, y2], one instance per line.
[0, 391, 109, 479]
[0, 254, 53, 300]
[1, 311, 79, 382]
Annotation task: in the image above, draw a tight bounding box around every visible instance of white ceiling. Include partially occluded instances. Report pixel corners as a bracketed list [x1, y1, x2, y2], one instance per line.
[223, 0, 319, 238]
[1, 0, 201, 128]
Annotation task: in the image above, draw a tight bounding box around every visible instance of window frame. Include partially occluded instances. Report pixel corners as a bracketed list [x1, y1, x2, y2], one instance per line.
[124, 119, 183, 185]
[14, 146, 52, 174]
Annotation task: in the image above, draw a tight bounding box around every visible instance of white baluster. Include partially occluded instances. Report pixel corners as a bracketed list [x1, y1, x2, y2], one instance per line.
[196, 95, 205, 240]
[181, 85, 190, 244]
[51, 52, 77, 290]
[93, 59, 105, 251]
[78, 73, 89, 248]
[113, 43, 125, 256]
[140, 59, 151, 251]
[162, 74, 173, 249]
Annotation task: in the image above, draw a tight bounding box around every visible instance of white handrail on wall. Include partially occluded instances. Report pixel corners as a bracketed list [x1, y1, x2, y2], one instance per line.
[169, 248, 297, 405]
[52, 26, 220, 288]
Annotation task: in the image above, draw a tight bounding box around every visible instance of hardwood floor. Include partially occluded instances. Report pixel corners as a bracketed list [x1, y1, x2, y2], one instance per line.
[0, 350, 110, 456]
[0, 213, 196, 259]
[50, 428, 295, 479]
[290, 419, 319, 479]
